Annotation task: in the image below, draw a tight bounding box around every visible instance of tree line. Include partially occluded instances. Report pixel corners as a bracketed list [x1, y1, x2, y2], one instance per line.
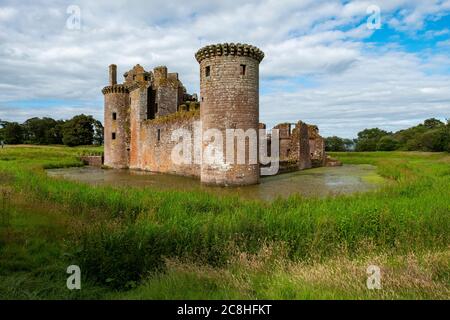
[0, 114, 103, 147]
[325, 118, 450, 152]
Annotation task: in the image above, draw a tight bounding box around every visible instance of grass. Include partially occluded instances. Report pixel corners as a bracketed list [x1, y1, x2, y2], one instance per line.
[0, 145, 448, 299]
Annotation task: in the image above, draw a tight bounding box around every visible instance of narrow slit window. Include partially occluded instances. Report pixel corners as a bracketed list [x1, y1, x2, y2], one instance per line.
[205, 66, 210, 77]
[155, 103, 158, 114]
[240, 64, 246, 75]
[112, 112, 117, 120]
[157, 129, 161, 141]
[112, 132, 116, 140]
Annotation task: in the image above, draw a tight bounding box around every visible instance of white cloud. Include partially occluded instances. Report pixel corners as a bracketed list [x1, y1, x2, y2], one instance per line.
[0, 7, 16, 21]
[0, 0, 449, 137]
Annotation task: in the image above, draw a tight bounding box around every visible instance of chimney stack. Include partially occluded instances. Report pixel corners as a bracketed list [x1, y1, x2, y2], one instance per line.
[109, 64, 117, 85]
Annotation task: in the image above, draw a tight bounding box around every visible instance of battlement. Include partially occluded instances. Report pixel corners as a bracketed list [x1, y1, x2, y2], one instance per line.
[102, 84, 129, 95]
[195, 43, 265, 63]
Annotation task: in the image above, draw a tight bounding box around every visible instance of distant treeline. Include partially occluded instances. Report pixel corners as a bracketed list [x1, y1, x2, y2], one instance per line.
[0, 114, 103, 147]
[325, 118, 450, 152]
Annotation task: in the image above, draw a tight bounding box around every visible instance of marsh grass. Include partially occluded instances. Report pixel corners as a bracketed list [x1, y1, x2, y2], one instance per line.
[0, 146, 448, 298]
[112, 244, 449, 300]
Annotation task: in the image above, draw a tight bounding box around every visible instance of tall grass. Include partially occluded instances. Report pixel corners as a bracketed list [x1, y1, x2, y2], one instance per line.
[0, 146, 449, 294]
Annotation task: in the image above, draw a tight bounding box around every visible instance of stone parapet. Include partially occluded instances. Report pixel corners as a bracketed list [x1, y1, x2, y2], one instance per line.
[195, 43, 264, 63]
[102, 84, 129, 95]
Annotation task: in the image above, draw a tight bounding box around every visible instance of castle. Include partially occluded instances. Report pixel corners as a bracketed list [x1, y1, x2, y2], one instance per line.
[102, 43, 332, 186]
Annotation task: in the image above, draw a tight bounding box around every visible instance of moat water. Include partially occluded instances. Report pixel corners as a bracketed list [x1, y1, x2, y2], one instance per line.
[46, 164, 384, 201]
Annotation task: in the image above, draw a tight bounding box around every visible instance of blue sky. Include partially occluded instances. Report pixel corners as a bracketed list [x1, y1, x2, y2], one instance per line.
[0, 0, 449, 138]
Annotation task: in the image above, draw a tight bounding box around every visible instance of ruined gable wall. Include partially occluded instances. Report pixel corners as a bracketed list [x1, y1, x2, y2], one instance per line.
[291, 121, 312, 170]
[308, 125, 326, 167]
[273, 123, 292, 161]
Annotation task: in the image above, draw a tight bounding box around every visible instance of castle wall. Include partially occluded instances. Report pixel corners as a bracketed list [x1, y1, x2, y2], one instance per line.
[129, 86, 148, 169]
[135, 112, 201, 177]
[196, 44, 264, 186]
[80, 155, 103, 167]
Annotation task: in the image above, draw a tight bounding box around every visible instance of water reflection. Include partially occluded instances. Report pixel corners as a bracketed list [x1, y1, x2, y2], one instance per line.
[47, 164, 383, 201]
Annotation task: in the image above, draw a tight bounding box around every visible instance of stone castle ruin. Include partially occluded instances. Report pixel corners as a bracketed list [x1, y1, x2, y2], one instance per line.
[102, 43, 336, 186]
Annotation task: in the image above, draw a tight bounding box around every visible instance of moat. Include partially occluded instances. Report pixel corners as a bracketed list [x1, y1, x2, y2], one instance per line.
[47, 164, 384, 201]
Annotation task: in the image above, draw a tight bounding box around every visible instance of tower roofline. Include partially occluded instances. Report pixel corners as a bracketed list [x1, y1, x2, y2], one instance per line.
[195, 43, 264, 64]
[102, 84, 129, 95]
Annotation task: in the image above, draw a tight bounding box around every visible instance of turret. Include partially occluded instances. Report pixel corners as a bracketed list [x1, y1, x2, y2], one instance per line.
[102, 64, 130, 168]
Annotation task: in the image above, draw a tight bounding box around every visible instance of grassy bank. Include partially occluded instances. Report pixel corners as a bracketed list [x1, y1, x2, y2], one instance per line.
[0, 146, 448, 299]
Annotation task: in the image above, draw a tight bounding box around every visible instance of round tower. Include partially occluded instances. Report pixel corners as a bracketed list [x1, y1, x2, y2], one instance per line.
[195, 43, 264, 186]
[102, 64, 130, 168]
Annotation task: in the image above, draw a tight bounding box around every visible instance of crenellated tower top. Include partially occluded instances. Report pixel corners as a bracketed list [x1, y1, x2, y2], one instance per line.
[195, 43, 264, 63]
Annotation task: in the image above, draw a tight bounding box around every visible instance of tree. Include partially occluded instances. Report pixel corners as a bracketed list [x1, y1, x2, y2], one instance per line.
[445, 120, 450, 152]
[355, 128, 390, 151]
[0, 121, 24, 144]
[47, 120, 65, 144]
[92, 119, 104, 145]
[377, 136, 399, 151]
[325, 136, 346, 151]
[22, 117, 63, 144]
[62, 114, 103, 147]
[423, 118, 444, 129]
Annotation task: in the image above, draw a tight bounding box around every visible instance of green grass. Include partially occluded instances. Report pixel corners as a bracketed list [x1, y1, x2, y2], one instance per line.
[0, 146, 448, 299]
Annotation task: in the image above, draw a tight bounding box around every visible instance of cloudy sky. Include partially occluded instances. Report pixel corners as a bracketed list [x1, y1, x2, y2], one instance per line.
[0, 0, 449, 138]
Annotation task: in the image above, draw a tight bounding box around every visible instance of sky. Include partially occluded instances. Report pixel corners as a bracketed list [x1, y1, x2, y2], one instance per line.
[0, 0, 449, 138]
